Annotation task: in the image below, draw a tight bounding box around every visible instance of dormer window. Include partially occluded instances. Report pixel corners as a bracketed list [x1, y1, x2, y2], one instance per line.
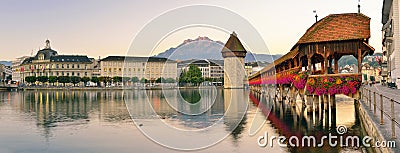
[38, 53, 44, 60]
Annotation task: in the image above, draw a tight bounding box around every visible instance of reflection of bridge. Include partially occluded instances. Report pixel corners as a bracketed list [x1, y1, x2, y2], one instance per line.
[248, 13, 374, 113]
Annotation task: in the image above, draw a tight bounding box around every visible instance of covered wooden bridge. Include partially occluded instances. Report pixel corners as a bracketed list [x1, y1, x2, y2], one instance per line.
[248, 13, 375, 112]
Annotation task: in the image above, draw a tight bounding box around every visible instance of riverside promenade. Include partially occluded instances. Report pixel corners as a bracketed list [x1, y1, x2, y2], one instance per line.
[361, 84, 400, 152]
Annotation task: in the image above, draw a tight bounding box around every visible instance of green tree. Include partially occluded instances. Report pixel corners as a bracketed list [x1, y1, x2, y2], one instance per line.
[165, 78, 175, 83]
[131, 77, 139, 83]
[25, 76, 37, 85]
[70, 76, 81, 86]
[58, 76, 71, 86]
[112, 76, 122, 84]
[140, 77, 147, 83]
[156, 77, 166, 83]
[91, 76, 100, 86]
[36, 76, 48, 84]
[81, 76, 91, 86]
[99, 76, 111, 86]
[48, 76, 58, 86]
[179, 65, 203, 86]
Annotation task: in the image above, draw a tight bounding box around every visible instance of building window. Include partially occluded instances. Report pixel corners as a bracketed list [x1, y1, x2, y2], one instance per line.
[119, 68, 122, 72]
[67, 64, 69, 69]
[85, 72, 87, 76]
[57, 72, 59, 76]
[77, 64, 80, 69]
[72, 64, 75, 68]
[72, 72, 74, 76]
[62, 64, 64, 68]
[104, 68, 107, 72]
[77, 73, 80, 76]
[67, 73, 69, 76]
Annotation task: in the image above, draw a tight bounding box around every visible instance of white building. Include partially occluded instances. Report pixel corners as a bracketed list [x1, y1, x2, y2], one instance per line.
[12, 56, 30, 82]
[100, 56, 178, 81]
[382, 0, 400, 87]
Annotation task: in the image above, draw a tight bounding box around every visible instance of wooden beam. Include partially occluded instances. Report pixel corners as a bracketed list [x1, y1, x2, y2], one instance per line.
[358, 48, 362, 74]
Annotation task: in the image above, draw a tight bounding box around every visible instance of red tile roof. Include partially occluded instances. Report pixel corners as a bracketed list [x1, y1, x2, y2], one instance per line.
[296, 13, 371, 45]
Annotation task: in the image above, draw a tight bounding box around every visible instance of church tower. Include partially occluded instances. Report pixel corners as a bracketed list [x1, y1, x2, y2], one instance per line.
[221, 32, 247, 89]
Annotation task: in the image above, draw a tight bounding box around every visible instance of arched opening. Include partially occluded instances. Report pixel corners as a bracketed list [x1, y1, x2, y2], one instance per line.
[311, 53, 324, 75]
[337, 55, 357, 74]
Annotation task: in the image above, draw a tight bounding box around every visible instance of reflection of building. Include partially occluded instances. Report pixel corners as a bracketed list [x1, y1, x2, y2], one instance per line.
[100, 56, 177, 81]
[0, 64, 5, 82]
[178, 59, 224, 79]
[12, 56, 30, 82]
[221, 32, 247, 88]
[382, 0, 400, 87]
[20, 40, 94, 83]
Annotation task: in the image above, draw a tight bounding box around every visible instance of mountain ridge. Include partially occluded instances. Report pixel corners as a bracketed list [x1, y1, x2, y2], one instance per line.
[155, 36, 282, 63]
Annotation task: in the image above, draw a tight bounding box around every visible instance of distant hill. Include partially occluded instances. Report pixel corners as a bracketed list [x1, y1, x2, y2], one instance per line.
[155, 36, 282, 63]
[0, 61, 11, 66]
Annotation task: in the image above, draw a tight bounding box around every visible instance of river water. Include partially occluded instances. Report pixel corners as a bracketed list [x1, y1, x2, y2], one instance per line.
[0, 89, 363, 153]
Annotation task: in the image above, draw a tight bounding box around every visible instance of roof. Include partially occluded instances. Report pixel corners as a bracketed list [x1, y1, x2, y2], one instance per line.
[101, 56, 176, 63]
[50, 55, 92, 63]
[221, 32, 247, 53]
[293, 13, 370, 50]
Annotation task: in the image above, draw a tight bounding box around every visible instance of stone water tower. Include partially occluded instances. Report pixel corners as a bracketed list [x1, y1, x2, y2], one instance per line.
[221, 32, 247, 89]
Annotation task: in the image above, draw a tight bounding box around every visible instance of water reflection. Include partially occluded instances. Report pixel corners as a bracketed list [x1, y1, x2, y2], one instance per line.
[0, 90, 284, 153]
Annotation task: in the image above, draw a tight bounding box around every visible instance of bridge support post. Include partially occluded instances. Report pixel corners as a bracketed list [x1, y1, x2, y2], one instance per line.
[321, 94, 329, 129]
[306, 95, 313, 113]
[330, 94, 336, 128]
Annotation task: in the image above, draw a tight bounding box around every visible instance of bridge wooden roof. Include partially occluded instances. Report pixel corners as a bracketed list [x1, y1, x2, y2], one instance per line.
[255, 13, 373, 76]
[292, 13, 371, 50]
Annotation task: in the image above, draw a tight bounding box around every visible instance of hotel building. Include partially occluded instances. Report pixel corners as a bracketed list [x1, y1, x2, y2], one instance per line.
[19, 40, 94, 83]
[100, 56, 177, 81]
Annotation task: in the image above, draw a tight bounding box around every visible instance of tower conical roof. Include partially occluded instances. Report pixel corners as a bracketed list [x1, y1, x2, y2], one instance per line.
[221, 32, 247, 53]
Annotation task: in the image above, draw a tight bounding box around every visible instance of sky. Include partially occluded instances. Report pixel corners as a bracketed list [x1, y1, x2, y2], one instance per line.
[0, 0, 383, 61]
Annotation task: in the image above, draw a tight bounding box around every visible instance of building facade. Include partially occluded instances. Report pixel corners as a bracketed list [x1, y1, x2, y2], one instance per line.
[12, 56, 30, 82]
[19, 40, 93, 83]
[382, 0, 400, 87]
[221, 32, 247, 89]
[100, 56, 177, 81]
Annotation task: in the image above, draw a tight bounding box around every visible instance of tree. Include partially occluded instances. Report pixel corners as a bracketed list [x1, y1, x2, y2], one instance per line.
[165, 78, 175, 83]
[179, 65, 203, 86]
[36, 76, 48, 84]
[82, 76, 91, 86]
[131, 77, 139, 83]
[140, 77, 147, 83]
[156, 77, 166, 83]
[58, 76, 71, 86]
[48, 76, 58, 86]
[99, 76, 111, 86]
[91, 77, 99, 86]
[25, 76, 36, 85]
[112, 76, 122, 83]
[70, 76, 81, 86]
